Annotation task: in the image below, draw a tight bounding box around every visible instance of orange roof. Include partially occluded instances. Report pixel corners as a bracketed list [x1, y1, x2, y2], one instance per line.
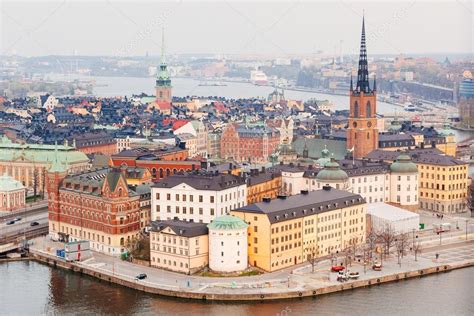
[172, 119, 190, 130]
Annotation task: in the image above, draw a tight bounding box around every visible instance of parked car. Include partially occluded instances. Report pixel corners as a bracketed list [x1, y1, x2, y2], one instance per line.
[331, 265, 345, 272]
[372, 262, 382, 271]
[6, 220, 15, 225]
[30, 221, 40, 226]
[14, 217, 22, 221]
[135, 273, 147, 280]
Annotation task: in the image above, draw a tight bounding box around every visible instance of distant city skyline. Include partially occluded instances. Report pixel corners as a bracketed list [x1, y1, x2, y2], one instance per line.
[0, 1, 472, 57]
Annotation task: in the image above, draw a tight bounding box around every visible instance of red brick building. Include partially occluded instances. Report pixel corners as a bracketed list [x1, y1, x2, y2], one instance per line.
[47, 164, 141, 255]
[220, 123, 280, 163]
[110, 148, 201, 181]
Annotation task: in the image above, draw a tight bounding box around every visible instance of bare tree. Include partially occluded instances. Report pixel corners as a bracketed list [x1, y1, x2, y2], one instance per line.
[395, 233, 410, 267]
[377, 225, 397, 256]
[366, 231, 377, 264]
[306, 246, 319, 273]
[413, 241, 422, 262]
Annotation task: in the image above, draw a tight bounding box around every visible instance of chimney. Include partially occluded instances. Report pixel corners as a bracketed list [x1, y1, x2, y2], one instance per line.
[300, 190, 309, 195]
[323, 185, 331, 191]
[262, 197, 271, 203]
[277, 195, 287, 200]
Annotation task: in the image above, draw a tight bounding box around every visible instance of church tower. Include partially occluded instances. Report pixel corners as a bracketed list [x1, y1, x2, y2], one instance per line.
[347, 16, 378, 159]
[155, 28, 172, 103]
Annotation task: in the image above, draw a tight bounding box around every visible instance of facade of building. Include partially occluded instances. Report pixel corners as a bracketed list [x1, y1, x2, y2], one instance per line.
[0, 173, 26, 212]
[459, 73, 474, 129]
[208, 215, 248, 272]
[346, 17, 379, 159]
[220, 123, 280, 163]
[231, 187, 366, 272]
[246, 168, 282, 204]
[389, 153, 419, 210]
[69, 131, 118, 156]
[0, 136, 89, 193]
[150, 219, 209, 274]
[367, 149, 469, 213]
[151, 173, 247, 223]
[207, 132, 221, 159]
[174, 121, 208, 158]
[110, 149, 200, 181]
[47, 163, 141, 255]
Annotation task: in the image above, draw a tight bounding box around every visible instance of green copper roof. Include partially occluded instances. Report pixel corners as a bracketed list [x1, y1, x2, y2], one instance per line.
[0, 137, 89, 167]
[156, 28, 171, 87]
[390, 153, 418, 173]
[0, 173, 24, 191]
[207, 215, 249, 231]
[316, 159, 348, 181]
[49, 143, 68, 173]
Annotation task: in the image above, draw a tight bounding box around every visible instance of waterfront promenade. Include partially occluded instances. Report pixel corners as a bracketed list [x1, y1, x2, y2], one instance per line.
[29, 233, 474, 301]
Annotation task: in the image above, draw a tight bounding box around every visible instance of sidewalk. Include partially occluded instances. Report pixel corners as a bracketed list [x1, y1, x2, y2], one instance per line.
[29, 236, 474, 297]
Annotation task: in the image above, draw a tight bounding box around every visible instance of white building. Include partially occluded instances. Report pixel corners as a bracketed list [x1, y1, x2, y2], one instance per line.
[279, 153, 418, 209]
[208, 215, 248, 272]
[389, 153, 419, 209]
[367, 202, 420, 234]
[151, 174, 247, 224]
[174, 120, 208, 157]
[0, 173, 26, 212]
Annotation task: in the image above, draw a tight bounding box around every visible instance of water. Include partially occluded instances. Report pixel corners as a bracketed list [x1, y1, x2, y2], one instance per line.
[46, 74, 396, 114]
[1, 261, 473, 315]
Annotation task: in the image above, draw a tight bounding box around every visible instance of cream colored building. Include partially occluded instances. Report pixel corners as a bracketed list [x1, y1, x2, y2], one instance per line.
[231, 187, 366, 272]
[150, 219, 209, 274]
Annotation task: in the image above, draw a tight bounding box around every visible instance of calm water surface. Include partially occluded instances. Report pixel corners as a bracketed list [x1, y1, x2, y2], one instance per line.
[0, 261, 473, 316]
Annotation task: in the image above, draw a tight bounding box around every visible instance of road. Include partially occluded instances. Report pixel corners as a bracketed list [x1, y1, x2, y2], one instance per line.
[0, 211, 48, 242]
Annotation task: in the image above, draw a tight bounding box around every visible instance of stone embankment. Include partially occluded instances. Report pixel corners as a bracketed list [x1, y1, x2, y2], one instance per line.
[29, 247, 474, 301]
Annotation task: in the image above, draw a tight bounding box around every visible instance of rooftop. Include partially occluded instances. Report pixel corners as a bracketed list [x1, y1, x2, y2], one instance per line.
[151, 219, 208, 237]
[236, 188, 364, 224]
[152, 173, 246, 191]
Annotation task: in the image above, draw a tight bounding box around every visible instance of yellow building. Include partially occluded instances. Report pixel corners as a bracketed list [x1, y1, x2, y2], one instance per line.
[231, 187, 366, 272]
[246, 169, 282, 204]
[418, 155, 469, 213]
[150, 219, 209, 274]
[367, 149, 468, 213]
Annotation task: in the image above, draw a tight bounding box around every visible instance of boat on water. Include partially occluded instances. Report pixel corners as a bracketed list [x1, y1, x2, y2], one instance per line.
[250, 70, 268, 85]
[198, 81, 227, 87]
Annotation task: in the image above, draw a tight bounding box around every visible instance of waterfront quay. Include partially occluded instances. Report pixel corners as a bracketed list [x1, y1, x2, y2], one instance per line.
[29, 236, 474, 301]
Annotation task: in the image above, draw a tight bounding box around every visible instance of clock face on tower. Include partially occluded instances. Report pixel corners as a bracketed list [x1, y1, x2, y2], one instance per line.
[353, 122, 357, 128]
[367, 122, 372, 128]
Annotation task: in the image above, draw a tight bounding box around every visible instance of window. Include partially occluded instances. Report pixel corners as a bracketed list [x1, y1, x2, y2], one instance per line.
[199, 195, 203, 202]
[210, 196, 215, 203]
[155, 193, 160, 200]
[167, 193, 171, 200]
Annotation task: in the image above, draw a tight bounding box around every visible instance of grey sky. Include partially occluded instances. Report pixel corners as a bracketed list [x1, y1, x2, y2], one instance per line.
[0, 0, 472, 57]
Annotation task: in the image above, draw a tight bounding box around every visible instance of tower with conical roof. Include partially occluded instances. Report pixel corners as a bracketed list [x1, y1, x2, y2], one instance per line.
[47, 142, 68, 232]
[347, 15, 379, 159]
[155, 28, 172, 103]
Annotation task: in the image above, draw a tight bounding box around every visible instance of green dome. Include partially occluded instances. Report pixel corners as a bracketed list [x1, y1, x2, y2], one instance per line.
[316, 145, 331, 166]
[207, 215, 249, 231]
[316, 159, 348, 182]
[0, 173, 24, 191]
[390, 153, 418, 173]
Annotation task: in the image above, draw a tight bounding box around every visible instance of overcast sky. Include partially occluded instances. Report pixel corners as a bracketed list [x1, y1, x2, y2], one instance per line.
[0, 0, 472, 57]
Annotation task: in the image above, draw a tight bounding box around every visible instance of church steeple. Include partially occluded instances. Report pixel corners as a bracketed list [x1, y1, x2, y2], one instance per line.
[156, 27, 171, 88]
[355, 15, 371, 94]
[155, 27, 172, 103]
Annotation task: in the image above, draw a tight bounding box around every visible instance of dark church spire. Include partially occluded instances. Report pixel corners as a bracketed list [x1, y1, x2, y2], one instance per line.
[356, 15, 371, 94]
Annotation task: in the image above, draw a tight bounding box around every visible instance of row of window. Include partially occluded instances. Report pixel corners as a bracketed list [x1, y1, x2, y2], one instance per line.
[156, 191, 244, 203]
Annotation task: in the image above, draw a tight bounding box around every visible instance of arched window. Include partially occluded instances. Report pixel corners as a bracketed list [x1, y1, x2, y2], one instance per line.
[159, 168, 164, 178]
[354, 101, 359, 117]
[367, 132, 370, 139]
[366, 101, 372, 117]
[151, 168, 157, 177]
